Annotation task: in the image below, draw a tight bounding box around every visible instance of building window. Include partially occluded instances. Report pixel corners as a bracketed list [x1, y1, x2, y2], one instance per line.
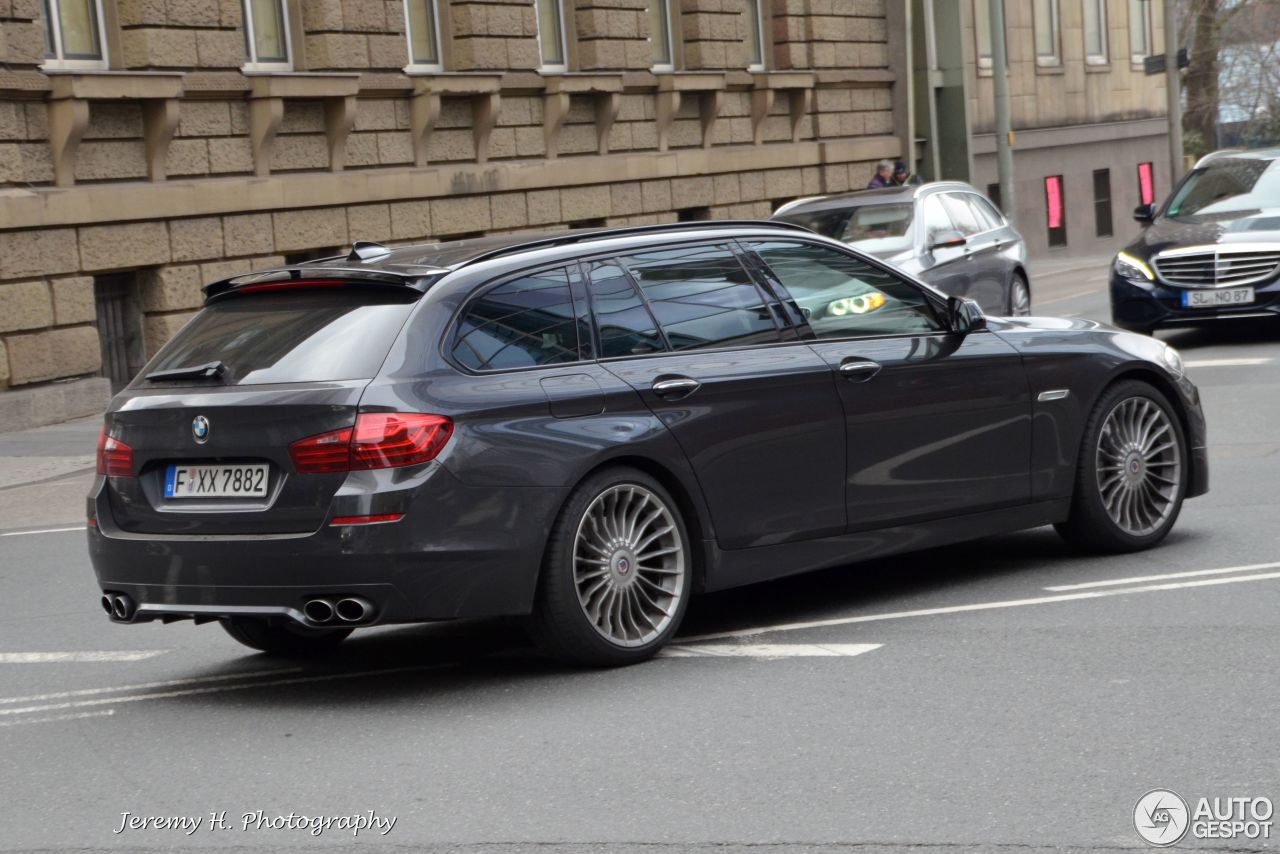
[1034, 0, 1061, 66]
[536, 0, 567, 70]
[95, 274, 146, 393]
[974, 0, 992, 71]
[405, 0, 442, 70]
[651, 0, 675, 70]
[745, 0, 766, 70]
[1128, 0, 1152, 63]
[986, 182, 1002, 211]
[37, 0, 108, 69]
[1045, 175, 1067, 247]
[1093, 169, 1114, 237]
[243, 0, 291, 69]
[1083, 0, 1108, 64]
[1138, 161, 1156, 206]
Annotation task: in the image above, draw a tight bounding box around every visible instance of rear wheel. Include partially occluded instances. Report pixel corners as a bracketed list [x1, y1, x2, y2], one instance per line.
[221, 618, 351, 657]
[529, 467, 691, 666]
[1008, 272, 1031, 316]
[1055, 380, 1187, 553]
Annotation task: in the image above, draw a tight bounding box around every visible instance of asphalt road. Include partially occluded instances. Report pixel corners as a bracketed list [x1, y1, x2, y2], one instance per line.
[2, 257, 1278, 853]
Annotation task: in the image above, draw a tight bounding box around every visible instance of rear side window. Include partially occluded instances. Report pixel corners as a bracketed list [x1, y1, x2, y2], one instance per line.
[921, 194, 956, 243]
[940, 193, 984, 236]
[142, 291, 417, 386]
[618, 244, 781, 352]
[452, 267, 581, 371]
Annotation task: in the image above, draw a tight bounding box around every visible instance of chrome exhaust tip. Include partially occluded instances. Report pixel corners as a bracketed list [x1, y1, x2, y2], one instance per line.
[334, 597, 373, 623]
[100, 594, 113, 615]
[110, 594, 134, 621]
[303, 599, 335, 624]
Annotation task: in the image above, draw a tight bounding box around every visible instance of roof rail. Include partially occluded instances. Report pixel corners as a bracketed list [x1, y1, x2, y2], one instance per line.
[456, 219, 813, 269]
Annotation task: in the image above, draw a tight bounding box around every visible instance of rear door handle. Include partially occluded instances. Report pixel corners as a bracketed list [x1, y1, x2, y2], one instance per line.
[838, 359, 882, 382]
[652, 376, 700, 397]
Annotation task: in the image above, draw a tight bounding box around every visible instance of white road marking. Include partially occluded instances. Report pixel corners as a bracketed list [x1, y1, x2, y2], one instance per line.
[1184, 358, 1272, 368]
[0, 650, 167, 663]
[678, 569, 1280, 643]
[1045, 561, 1280, 592]
[0, 526, 86, 538]
[661, 643, 881, 659]
[0, 665, 436, 718]
[0, 709, 116, 728]
[0, 667, 305, 705]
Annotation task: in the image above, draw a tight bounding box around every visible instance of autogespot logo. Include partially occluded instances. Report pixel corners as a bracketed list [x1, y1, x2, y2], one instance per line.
[1135, 789, 1190, 847]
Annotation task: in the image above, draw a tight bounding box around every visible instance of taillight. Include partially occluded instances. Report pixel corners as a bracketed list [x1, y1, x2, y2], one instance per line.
[289, 414, 452, 474]
[235, 279, 350, 295]
[96, 429, 134, 477]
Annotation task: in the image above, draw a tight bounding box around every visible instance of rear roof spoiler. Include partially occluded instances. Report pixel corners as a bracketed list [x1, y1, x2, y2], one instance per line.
[203, 265, 444, 302]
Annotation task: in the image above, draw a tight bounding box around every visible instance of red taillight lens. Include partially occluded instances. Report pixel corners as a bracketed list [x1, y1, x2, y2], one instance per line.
[288, 427, 354, 474]
[95, 429, 134, 477]
[235, 279, 351, 294]
[289, 414, 452, 474]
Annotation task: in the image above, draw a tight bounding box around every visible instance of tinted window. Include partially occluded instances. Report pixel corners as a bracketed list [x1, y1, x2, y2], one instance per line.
[452, 267, 580, 371]
[587, 261, 666, 358]
[749, 241, 944, 339]
[619, 244, 780, 351]
[1166, 158, 1279, 217]
[921, 194, 955, 242]
[142, 291, 417, 386]
[941, 193, 984, 236]
[773, 209, 852, 241]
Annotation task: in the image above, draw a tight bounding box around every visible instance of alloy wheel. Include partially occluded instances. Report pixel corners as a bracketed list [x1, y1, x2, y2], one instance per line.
[1011, 278, 1031, 316]
[1095, 396, 1182, 536]
[572, 484, 686, 648]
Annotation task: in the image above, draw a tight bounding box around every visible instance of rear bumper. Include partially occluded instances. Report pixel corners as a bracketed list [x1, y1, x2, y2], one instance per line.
[1110, 272, 1280, 330]
[88, 465, 567, 626]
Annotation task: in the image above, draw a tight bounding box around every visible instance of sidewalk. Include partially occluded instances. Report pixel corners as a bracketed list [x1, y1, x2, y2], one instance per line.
[0, 416, 100, 531]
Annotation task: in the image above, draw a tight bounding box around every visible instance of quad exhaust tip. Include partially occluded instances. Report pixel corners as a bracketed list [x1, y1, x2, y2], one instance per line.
[335, 597, 372, 623]
[108, 593, 135, 621]
[303, 598, 335, 624]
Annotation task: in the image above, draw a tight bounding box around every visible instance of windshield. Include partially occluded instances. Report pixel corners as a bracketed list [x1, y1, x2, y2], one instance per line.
[777, 203, 916, 253]
[139, 290, 418, 386]
[1165, 158, 1280, 218]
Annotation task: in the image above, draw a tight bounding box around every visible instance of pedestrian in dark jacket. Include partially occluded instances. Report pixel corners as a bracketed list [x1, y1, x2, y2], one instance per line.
[892, 161, 922, 186]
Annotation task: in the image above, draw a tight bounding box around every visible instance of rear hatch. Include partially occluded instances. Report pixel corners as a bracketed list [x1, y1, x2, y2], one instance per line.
[104, 287, 420, 535]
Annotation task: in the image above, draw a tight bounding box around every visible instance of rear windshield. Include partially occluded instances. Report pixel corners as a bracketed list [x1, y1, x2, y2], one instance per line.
[140, 291, 417, 386]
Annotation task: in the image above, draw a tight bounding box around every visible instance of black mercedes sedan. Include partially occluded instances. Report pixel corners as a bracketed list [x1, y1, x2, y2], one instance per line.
[771, 182, 1031, 317]
[89, 222, 1207, 666]
[1111, 147, 1280, 333]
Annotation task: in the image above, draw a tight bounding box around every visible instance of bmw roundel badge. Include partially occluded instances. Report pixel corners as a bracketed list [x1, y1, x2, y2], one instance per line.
[192, 415, 210, 444]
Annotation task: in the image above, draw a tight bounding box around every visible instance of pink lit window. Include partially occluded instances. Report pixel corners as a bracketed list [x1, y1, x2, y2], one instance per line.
[1138, 162, 1155, 206]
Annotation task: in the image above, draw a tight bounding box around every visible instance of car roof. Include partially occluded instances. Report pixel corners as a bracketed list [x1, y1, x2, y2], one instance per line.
[205, 221, 817, 298]
[771, 181, 977, 217]
[1193, 147, 1280, 168]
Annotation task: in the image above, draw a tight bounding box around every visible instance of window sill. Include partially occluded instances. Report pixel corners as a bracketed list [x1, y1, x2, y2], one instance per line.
[45, 70, 184, 100]
[403, 63, 445, 75]
[1034, 63, 1065, 75]
[1085, 60, 1111, 73]
[40, 59, 109, 73]
[543, 73, 624, 94]
[246, 72, 360, 100]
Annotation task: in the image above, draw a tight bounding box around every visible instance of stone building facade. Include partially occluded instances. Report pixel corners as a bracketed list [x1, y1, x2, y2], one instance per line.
[0, 0, 907, 430]
[912, 0, 1173, 259]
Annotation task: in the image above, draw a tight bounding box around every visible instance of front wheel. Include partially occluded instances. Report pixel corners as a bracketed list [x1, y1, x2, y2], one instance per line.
[1008, 273, 1031, 316]
[221, 618, 351, 657]
[1055, 380, 1188, 553]
[528, 467, 692, 666]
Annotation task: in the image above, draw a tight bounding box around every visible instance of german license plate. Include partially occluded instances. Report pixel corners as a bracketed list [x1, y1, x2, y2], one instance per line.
[164, 464, 269, 498]
[1182, 287, 1255, 308]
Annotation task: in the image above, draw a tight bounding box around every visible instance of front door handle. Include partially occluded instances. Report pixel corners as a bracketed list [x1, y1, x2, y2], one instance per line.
[652, 376, 700, 397]
[838, 359, 882, 383]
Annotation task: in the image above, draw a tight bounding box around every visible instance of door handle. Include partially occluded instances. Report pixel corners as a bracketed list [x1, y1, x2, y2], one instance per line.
[838, 359, 882, 382]
[652, 376, 700, 397]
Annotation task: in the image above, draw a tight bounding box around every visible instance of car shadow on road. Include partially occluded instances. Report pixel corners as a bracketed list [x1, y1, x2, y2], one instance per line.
[1160, 318, 1280, 350]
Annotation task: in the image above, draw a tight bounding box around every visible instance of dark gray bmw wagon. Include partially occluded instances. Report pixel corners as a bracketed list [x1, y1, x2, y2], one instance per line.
[89, 222, 1208, 665]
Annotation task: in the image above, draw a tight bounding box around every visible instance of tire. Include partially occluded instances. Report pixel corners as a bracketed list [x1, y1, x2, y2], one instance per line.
[1054, 380, 1188, 553]
[528, 466, 692, 667]
[221, 618, 351, 657]
[1008, 272, 1032, 316]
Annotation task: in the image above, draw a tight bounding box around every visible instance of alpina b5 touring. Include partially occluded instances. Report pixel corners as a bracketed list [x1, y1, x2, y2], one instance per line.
[89, 223, 1207, 665]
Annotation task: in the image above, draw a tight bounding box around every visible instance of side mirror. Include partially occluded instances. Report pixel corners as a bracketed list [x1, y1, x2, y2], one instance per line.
[930, 229, 967, 250]
[948, 296, 987, 335]
[1133, 203, 1156, 224]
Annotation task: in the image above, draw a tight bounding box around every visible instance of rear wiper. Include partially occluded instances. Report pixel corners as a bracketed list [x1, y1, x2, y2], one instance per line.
[144, 361, 227, 382]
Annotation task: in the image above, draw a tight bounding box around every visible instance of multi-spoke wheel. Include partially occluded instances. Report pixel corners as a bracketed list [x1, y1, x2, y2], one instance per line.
[1056, 380, 1188, 553]
[529, 468, 691, 665]
[1009, 273, 1031, 316]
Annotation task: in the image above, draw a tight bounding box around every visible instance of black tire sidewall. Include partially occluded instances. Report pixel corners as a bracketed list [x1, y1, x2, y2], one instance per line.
[533, 467, 693, 666]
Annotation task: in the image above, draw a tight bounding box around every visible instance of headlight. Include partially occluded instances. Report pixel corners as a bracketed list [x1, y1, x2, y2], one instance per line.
[1114, 251, 1154, 281]
[1160, 344, 1184, 378]
[826, 294, 886, 317]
